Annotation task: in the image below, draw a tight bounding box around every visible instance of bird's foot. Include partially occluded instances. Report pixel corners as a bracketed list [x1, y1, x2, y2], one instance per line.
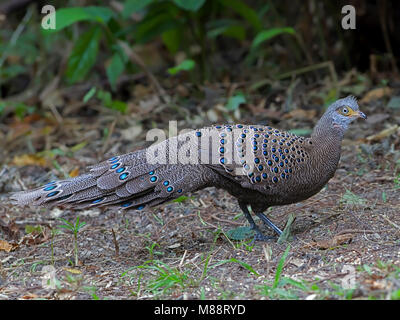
[250, 230, 276, 244]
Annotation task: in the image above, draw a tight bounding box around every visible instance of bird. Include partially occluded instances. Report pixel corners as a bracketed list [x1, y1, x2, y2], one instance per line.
[11, 96, 366, 242]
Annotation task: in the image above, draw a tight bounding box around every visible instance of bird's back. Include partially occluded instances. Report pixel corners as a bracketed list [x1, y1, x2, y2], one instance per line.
[11, 123, 341, 211]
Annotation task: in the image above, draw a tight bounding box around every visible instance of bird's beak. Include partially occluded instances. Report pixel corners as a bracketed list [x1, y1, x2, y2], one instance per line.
[355, 110, 367, 119]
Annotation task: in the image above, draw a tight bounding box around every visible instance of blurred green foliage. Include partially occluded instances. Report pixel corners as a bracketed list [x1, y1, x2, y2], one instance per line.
[46, 0, 294, 88]
[0, 0, 296, 116]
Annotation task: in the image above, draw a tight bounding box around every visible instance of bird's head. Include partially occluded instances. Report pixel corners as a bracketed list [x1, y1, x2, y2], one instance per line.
[325, 96, 367, 131]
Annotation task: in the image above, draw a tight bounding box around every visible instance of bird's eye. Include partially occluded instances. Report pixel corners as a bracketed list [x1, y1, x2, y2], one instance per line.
[338, 106, 351, 116]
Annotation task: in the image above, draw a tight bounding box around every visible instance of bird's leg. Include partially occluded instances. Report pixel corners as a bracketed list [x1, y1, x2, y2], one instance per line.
[238, 202, 274, 242]
[255, 212, 283, 237]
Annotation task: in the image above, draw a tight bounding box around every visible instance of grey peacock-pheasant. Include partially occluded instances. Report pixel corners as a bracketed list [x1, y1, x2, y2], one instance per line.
[11, 96, 366, 242]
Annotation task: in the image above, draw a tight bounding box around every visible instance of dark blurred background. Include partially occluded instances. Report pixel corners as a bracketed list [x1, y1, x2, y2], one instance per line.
[0, 0, 399, 163]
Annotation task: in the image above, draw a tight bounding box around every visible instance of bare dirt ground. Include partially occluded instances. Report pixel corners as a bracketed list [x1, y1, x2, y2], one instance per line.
[0, 96, 399, 300]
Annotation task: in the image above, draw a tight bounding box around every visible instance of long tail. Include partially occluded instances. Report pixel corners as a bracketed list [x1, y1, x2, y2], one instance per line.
[11, 149, 208, 211]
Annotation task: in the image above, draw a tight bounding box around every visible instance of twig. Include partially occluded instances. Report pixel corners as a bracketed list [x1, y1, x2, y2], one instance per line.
[179, 250, 187, 267]
[118, 41, 169, 104]
[210, 214, 242, 226]
[381, 215, 400, 231]
[101, 119, 117, 155]
[0, 5, 33, 69]
[111, 228, 119, 257]
[48, 103, 64, 124]
[336, 228, 392, 236]
[277, 61, 338, 92]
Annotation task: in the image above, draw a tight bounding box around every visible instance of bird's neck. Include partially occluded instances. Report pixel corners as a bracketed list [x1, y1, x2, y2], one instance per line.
[310, 115, 344, 166]
[311, 113, 345, 146]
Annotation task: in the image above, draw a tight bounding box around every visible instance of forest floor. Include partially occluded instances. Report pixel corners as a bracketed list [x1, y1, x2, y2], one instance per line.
[0, 83, 399, 300]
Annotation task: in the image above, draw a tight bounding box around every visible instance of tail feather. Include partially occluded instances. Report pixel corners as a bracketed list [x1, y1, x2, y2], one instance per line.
[10, 147, 212, 211]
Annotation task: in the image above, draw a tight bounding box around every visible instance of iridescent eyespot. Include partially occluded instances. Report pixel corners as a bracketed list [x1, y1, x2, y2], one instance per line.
[43, 185, 57, 191]
[121, 202, 132, 208]
[119, 173, 129, 180]
[46, 191, 60, 198]
[92, 198, 104, 204]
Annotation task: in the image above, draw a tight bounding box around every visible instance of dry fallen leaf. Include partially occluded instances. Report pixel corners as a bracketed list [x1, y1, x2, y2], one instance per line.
[304, 233, 353, 250]
[20, 232, 49, 246]
[360, 87, 392, 103]
[365, 279, 387, 290]
[11, 154, 47, 167]
[63, 268, 82, 274]
[0, 240, 18, 252]
[21, 293, 40, 299]
[366, 125, 399, 142]
[69, 167, 80, 178]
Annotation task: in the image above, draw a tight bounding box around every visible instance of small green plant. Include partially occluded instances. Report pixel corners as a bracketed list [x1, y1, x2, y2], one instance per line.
[258, 245, 309, 299]
[145, 240, 163, 260]
[58, 217, 87, 266]
[340, 189, 367, 208]
[121, 260, 190, 297]
[209, 258, 260, 277]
